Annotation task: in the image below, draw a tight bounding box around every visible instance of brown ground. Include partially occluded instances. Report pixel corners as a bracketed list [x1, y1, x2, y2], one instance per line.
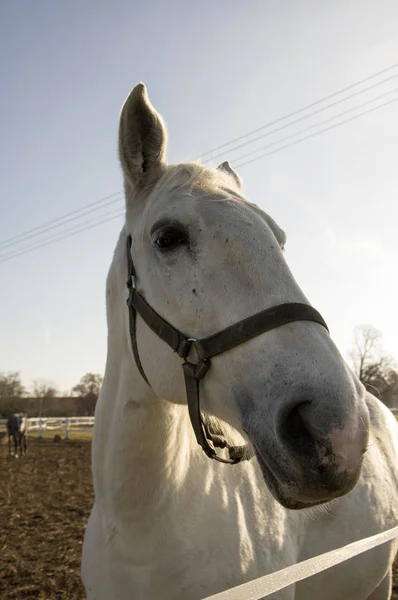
[0, 438, 93, 599]
[0, 437, 397, 599]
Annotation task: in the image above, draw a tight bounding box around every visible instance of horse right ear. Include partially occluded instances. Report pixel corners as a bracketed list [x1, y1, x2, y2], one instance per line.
[217, 161, 243, 190]
[118, 83, 168, 191]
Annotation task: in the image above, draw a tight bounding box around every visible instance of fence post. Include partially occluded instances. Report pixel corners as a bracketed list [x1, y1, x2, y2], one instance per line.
[38, 418, 43, 439]
[65, 418, 69, 440]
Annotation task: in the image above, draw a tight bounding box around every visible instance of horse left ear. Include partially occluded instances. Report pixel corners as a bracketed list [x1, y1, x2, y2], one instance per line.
[118, 83, 167, 192]
[217, 161, 243, 189]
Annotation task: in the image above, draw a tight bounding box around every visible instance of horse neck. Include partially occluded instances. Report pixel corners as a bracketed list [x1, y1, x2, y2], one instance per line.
[92, 343, 197, 523]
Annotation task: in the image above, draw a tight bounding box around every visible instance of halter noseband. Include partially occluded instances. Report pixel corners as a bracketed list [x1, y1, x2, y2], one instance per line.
[126, 235, 329, 465]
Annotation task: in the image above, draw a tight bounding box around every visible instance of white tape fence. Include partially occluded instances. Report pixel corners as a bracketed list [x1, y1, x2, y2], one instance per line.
[203, 525, 398, 599]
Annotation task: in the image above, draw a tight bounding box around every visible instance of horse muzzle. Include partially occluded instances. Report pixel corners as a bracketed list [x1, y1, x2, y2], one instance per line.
[245, 394, 369, 509]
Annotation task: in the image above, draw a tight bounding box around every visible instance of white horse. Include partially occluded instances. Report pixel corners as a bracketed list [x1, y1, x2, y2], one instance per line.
[81, 83, 398, 600]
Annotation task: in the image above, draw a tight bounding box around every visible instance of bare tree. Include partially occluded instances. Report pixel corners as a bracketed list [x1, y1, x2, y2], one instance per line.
[32, 379, 58, 398]
[32, 379, 58, 418]
[349, 325, 383, 381]
[349, 325, 398, 407]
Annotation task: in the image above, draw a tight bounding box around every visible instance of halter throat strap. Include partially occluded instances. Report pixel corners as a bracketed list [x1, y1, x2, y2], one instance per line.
[125, 235, 329, 464]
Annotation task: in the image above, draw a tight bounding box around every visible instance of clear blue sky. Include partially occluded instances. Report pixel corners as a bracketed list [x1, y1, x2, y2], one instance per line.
[0, 1, 397, 393]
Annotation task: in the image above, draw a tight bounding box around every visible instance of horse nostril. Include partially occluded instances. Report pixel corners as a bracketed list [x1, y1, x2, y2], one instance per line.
[279, 401, 317, 459]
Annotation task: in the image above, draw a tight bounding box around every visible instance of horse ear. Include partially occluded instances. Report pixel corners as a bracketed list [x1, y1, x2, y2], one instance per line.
[217, 161, 243, 189]
[118, 83, 167, 190]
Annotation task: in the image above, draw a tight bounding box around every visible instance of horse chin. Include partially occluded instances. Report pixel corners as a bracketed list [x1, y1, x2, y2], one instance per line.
[254, 448, 347, 511]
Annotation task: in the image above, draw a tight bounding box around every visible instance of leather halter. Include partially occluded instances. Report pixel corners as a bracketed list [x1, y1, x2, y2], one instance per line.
[126, 235, 329, 465]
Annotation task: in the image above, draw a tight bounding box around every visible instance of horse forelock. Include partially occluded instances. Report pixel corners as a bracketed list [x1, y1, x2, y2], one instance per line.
[144, 162, 245, 208]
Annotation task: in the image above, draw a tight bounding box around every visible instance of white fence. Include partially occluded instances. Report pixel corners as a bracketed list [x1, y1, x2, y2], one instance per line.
[202, 525, 398, 599]
[0, 416, 94, 439]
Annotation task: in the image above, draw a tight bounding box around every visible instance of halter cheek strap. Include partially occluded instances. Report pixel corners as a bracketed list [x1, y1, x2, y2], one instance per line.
[125, 235, 329, 465]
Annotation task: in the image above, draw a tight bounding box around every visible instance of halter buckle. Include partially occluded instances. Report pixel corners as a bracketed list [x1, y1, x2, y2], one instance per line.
[130, 274, 137, 290]
[126, 274, 137, 290]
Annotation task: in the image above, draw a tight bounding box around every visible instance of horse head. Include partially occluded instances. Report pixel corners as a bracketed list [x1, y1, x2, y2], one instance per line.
[113, 83, 369, 509]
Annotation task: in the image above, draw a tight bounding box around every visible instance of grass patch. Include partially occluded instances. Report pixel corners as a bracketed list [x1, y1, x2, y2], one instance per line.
[28, 430, 92, 441]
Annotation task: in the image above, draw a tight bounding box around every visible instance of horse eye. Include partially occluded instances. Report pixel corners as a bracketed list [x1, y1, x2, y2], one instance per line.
[155, 230, 185, 250]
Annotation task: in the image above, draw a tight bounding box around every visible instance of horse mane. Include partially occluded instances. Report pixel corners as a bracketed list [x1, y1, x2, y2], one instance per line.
[151, 162, 244, 203]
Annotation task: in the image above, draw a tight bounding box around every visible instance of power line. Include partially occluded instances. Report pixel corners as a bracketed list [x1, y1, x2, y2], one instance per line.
[0, 205, 125, 260]
[2, 62, 397, 252]
[235, 95, 398, 168]
[1, 93, 395, 265]
[0, 206, 124, 261]
[232, 86, 398, 164]
[0, 194, 124, 251]
[202, 72, 398, 164]
[0, 191, 123, 250]
[194, 61, 398, 161]
[0, 210, 125, 264]
[3, 62, 389, 255]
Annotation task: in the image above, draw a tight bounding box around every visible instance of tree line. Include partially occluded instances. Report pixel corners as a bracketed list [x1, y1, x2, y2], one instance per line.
[1, 324, 397, 418]
[0, 372, 103, 418]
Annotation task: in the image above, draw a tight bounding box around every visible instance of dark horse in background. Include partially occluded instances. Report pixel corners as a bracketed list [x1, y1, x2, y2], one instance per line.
[7, 413, 27, 457]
